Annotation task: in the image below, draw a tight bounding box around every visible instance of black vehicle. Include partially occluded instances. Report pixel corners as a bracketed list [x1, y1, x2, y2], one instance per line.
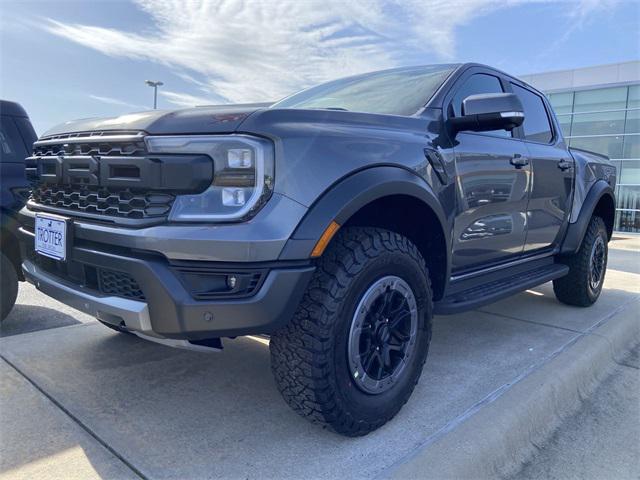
[18, 64, 616, 435]
[1, 101, 37, 320]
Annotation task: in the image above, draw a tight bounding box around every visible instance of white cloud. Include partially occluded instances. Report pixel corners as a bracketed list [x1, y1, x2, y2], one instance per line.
[159, 90, 215, 107]
[43, 0, 617, 104]
[89, 94, 146, 110]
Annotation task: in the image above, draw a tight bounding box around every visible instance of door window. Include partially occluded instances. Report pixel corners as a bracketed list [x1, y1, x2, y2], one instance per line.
[450, 73, 511, 138]
[511, 84, 553, 144]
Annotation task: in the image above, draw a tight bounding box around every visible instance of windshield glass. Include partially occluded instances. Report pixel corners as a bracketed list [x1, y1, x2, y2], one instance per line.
[271, 65, 457, 116]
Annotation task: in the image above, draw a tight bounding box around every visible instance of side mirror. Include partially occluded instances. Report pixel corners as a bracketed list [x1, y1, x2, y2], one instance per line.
[449, 93, 524, 134]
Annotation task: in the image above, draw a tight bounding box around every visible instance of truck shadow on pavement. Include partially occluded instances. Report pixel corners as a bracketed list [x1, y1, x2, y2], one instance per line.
[0, 304, 80, 337]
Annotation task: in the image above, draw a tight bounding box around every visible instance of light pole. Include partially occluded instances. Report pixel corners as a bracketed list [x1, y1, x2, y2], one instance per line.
[145, 80, 164, 109]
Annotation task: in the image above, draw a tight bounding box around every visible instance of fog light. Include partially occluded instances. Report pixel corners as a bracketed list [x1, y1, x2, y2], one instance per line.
[227, 275, 237, 289]
[222, 188, 246, 206]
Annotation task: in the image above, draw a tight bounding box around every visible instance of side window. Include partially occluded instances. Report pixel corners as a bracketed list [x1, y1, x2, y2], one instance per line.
[450, 73, 511, 138]
[0, 116, 27, 163]
[511, 83, 553, 143]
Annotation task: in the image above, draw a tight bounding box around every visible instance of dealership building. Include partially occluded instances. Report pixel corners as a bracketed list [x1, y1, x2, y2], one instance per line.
[520, 61, 640, 233]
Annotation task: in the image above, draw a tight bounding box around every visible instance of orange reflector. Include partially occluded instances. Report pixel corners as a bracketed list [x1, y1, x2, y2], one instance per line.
[310, 221, 340, 258]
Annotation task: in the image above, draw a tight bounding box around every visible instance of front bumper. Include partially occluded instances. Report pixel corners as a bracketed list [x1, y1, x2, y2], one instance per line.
[19, 226, 314, 340]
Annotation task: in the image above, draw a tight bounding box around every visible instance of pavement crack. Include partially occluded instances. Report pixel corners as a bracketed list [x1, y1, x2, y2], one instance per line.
[476, 310, 584, 334]
[0, 354, 148, 480]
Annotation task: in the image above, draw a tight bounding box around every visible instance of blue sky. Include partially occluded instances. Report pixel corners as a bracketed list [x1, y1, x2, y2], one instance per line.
[1, 0, 638, 134]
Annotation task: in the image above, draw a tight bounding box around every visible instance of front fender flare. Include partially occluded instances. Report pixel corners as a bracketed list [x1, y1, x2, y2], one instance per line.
[561, 180, 615, 255]
[279, 166, 450, 261]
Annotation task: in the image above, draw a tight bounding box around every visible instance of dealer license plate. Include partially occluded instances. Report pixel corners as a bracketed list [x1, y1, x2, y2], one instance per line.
[35, 213, 68, 261]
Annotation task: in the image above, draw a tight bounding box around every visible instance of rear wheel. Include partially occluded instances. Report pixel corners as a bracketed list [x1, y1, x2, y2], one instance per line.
[270, 227, 433, 436]
[1, 253, 19, 321]
[554, 215, 608, 307]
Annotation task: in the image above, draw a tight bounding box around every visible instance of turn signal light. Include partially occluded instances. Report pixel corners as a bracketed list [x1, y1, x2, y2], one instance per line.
[311, 221, 340, 258]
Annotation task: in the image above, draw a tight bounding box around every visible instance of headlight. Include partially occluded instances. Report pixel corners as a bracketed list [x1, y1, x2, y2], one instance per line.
[145, 135, 274, 222]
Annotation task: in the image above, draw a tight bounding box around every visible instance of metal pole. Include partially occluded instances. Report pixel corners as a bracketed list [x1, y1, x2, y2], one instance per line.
[145, 80, 163, 109]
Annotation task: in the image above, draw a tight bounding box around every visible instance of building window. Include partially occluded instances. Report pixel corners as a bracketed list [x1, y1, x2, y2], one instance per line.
[569, 135, 624, 158]
[548, 92, 574, 114]
[623, 135, 640, 158]
[547, 83, 640, 233]
[570, 110, 626, 136]
[626, 108, 639, 133]
[619, 160, 640, 184]
[556, 114, 572, 137]
[573, 86, 628, 112]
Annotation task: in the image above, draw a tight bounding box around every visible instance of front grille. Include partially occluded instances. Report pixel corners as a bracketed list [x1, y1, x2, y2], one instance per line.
[31, 185, 174, 219]
[32, 138, 146, 158]
[26, 131, 212, 224]
[98, 268, 146, 301]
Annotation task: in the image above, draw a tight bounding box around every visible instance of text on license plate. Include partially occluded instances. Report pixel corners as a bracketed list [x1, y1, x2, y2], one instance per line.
[35, 214, 67, 261]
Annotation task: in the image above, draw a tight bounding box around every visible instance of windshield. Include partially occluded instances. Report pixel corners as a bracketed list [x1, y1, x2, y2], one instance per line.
[271, 65, 457, 116]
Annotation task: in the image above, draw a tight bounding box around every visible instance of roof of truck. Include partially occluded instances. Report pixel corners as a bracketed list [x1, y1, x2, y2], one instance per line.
[0, 100, 30, 117]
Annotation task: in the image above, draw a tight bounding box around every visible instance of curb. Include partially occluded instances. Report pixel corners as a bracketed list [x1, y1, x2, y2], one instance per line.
[381, 297, 640, 479]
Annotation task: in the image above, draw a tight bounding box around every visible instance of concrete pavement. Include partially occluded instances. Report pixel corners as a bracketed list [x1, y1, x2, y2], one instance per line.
[0, 359, 137, 480]
[513, 345, 640, 480]
[0, 246, 638, 479]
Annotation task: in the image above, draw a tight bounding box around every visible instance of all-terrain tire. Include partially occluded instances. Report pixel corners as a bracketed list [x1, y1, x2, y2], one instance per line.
[269, 227, 433, 436]
[0, 253, 19, 321]
[553, 215, 608, 307]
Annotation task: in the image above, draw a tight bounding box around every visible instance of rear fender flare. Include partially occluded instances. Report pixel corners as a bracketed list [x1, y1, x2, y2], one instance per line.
[561, 180, 615, 255]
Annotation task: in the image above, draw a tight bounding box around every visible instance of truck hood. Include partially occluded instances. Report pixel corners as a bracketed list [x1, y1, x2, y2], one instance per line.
[41, 105, 267, 138]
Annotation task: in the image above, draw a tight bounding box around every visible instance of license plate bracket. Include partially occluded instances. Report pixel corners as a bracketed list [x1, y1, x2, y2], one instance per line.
[35, 213, 71, 262]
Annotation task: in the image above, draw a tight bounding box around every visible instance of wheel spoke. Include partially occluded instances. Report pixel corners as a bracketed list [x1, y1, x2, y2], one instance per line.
[377, 289, 392, 316]
[382, 345, 392, 369]
[363, 350, 377, 372]
[389, 309, 410, 329]
[374, 351, 384, 379]
[388, 296, 408, 317]
[387, 342, 405, 352]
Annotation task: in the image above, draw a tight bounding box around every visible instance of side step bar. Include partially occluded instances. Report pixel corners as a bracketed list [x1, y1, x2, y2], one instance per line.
[434, 263, 569, 315]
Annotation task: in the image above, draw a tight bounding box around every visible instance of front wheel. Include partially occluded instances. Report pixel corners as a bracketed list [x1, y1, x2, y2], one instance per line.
[1, 253, 19, 321]
[554, 215, 608, 307]
[270, 227, 433, 436]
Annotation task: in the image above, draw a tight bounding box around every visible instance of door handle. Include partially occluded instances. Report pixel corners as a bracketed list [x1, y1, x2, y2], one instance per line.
[558, 159, 574, 171]
[510, 154, 529, 169]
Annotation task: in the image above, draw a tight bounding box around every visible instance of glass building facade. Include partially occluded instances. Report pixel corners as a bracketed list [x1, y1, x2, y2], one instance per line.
[520, 62, 640, 233]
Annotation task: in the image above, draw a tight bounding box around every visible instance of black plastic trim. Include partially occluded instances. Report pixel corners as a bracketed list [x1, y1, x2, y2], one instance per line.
[560, 181, 615, 255]
[27, 153, 212, 192]
[19, 227, 315, 339]
[435, 261, 569, 314]
[280, 166, 450, 260]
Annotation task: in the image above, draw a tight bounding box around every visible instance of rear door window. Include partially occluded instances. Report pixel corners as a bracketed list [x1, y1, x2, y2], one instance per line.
[511, 83, 554, 143]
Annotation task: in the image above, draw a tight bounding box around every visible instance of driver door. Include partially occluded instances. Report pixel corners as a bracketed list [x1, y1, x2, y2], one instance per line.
[446, 72, 531, 273]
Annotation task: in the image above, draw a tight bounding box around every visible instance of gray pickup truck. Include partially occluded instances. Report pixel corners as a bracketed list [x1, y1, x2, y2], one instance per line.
[19, 63, 616, 436]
